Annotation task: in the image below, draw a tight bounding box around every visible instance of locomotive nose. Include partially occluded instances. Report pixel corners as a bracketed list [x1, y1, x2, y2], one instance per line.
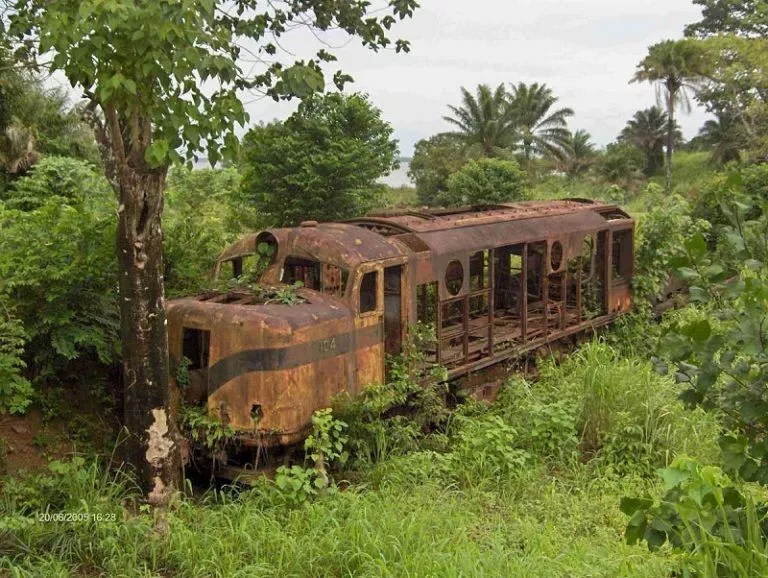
[167, 290, 356, 446]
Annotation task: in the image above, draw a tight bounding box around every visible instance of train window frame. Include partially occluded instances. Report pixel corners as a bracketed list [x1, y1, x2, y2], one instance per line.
[445, 260, 464, 296]
[611, 229, 633, 284]
[358, 269, 381, 316]
[182, 327, 210, 371]
[282, 256, 350, 297]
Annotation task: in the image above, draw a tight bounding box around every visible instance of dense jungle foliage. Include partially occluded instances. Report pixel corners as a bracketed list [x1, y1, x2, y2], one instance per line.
[2, 0, 768, 576]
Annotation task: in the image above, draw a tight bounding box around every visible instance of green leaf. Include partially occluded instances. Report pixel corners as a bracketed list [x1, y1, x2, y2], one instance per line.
[660, 466, 690, 490]
[145, 139, 170, 167]
[677, 267, 700, 282]
[620, 496, 653, 516]
[683, 319, 711, 343]
[624, 511, 648, 545]
[685, 233, 707, 260]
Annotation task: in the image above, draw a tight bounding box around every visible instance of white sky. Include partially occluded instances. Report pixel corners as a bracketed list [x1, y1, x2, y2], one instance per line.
[240, 0, 711, 157]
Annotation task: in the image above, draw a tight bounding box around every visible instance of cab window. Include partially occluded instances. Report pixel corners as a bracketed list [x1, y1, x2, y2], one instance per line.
[283, 256, 349, 297]
[359, 271, 379, 314]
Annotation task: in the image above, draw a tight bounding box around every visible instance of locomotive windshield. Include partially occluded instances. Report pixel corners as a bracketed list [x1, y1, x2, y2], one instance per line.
[282, 256, 349, 298]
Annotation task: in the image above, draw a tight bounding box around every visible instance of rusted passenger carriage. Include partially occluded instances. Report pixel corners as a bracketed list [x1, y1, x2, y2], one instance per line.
[167, 199, 634, 460]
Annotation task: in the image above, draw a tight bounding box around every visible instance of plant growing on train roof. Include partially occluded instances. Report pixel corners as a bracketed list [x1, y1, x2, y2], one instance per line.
[3, 0, 417, 502]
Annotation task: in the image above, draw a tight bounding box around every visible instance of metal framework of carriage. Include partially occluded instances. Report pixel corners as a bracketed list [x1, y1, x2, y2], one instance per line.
[167, 199, 634, 456]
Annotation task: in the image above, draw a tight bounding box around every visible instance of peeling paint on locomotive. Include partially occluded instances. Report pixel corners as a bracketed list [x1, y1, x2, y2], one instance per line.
[166, 199, 634, 451]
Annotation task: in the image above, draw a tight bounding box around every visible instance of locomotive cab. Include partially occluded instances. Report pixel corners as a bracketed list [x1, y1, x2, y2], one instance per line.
[166, 222, 410, 448]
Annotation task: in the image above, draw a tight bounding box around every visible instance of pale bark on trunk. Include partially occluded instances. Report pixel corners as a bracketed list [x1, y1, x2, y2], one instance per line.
[90, 101, 181, 505]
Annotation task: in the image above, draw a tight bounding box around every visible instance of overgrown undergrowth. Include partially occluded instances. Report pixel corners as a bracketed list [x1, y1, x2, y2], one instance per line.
[0, 338, 724, 577]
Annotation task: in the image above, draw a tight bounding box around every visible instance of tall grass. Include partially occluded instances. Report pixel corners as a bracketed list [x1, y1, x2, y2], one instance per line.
[0, 337, 727, 577]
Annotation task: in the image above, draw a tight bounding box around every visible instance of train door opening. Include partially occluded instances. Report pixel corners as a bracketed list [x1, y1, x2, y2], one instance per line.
[526, 242, 547, 341]
[383, 265, 404, 361]
[492, 244, 525, 351]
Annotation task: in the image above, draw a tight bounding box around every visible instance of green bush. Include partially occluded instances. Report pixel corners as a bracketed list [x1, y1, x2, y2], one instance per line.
[634, 190, 710, 305]
[623, 456, 768, 577]
[0, 184, 119, 384]
[164, 168, 244, 297]
[0, 300, 32, 414]
[0, 156, 111, 211]
[439, 158, 529, 207]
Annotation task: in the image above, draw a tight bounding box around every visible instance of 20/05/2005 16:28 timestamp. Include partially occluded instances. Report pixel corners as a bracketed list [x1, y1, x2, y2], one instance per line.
[37, 512, 118, 523]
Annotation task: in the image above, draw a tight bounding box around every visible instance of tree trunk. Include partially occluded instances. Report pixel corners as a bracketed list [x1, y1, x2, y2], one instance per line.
[117, 167, 181, 506]
[665, 91, 675, 193]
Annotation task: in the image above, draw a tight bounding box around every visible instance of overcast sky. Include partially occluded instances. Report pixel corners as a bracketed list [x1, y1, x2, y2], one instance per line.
[241, 0, 711, 157]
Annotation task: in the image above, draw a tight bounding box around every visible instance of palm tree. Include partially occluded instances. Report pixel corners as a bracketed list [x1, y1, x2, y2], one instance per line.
[507, 82, 574, 163]
[698, 113, 742, 165]
[632, 39, 709, 190]
[562, 129, 597, 176]
[443, 84, 518, 158]
[619, 107, 679, 177]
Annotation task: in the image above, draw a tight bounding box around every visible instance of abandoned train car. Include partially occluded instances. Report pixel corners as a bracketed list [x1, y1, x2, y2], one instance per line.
[167, 199, 634, 452]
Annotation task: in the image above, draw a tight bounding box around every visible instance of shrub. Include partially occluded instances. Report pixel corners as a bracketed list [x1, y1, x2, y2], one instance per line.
[0, 192, 119, 384]
[0, 301, 32, 414]
[448, 413, 533, 488]
[633, 190, 710, 305]
[0, 156, 111, 211]
[622, 457, 768, 577]
[439, 158, 529, 207]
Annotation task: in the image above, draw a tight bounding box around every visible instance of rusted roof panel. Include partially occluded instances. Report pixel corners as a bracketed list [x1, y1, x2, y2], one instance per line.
[287, 223, 409, 268]
[217, 223, 410, 271]
[413, 210, 610, 259]
[353, 199, 617, 234]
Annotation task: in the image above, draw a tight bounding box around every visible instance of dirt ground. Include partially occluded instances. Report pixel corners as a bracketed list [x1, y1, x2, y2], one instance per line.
[0, 409, 73, 474]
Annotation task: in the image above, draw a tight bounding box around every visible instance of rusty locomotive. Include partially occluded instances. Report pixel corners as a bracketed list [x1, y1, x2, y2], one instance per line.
[167, 199, 634, 461]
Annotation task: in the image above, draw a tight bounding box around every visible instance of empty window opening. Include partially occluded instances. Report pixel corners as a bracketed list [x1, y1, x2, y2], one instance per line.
[611, 230, 632, 283]
[416, 282, 437, 326]
[582, 236, 594, 278]
[182, 328, 210, 371]
[283, 257, 349, 297]
[321, 264, 349, 297]
[526, 242, 547, 341]
[359, 271, 378, 314]
[445, 260, 464, 296]
[250, 404, 263, 424]
[284, 256, 321, 290]
[492, 245, 525, 349]
[469, 250, 489, 291]
[550, 241, 563, 271]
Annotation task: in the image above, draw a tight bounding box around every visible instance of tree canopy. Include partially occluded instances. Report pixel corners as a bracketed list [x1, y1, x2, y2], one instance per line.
[408, 133, 467, 206]
[632, 38, 710, 189]
[508, 82, 573, 163]
[442, 84, 517, 158]
[439, 158, 529, 207]
[240, 92, 398, 226]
